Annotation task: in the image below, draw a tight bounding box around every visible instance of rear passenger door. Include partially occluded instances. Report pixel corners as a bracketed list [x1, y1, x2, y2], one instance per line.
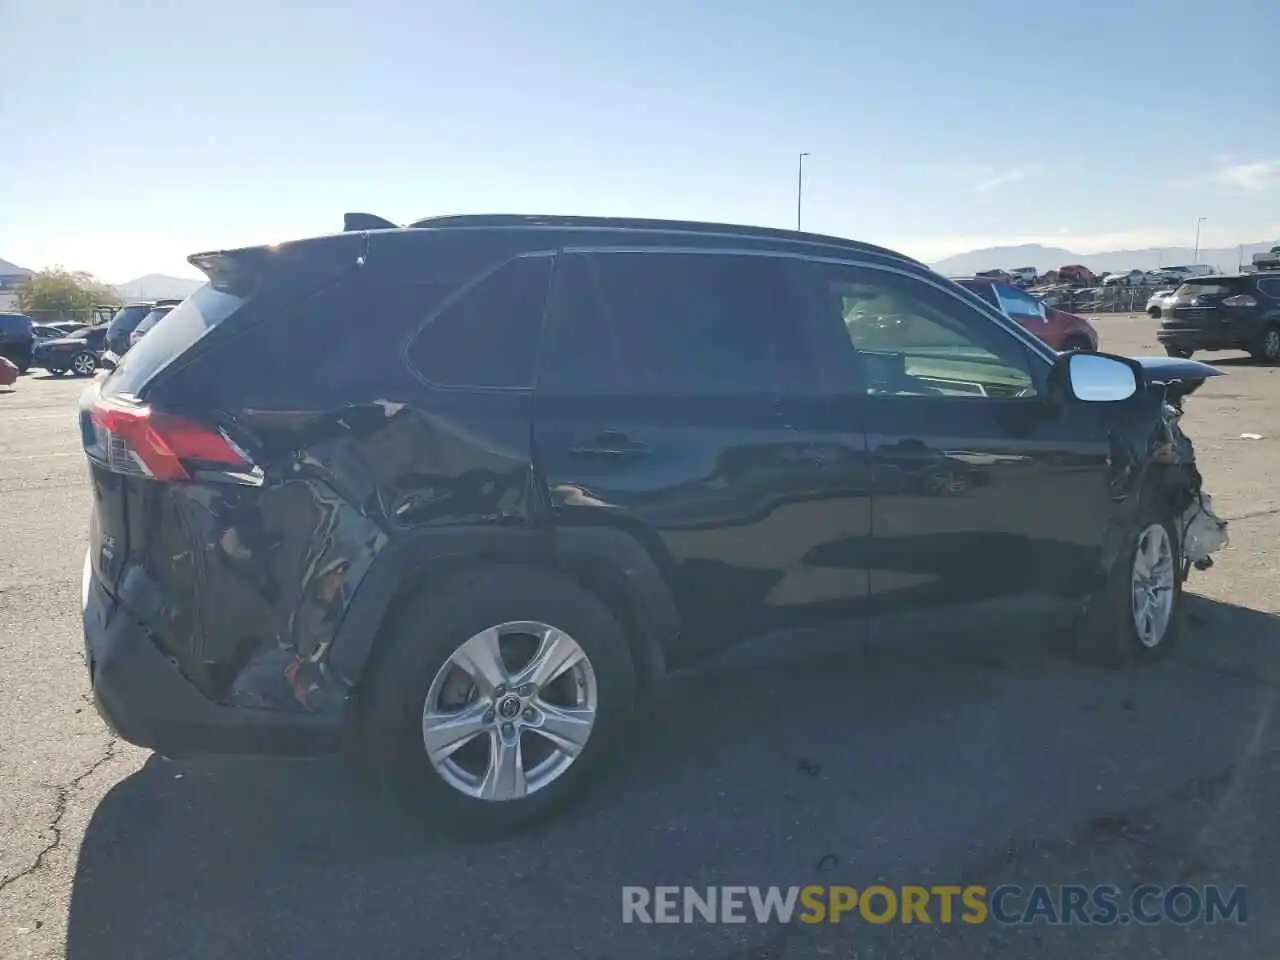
[533, 249, 872, 663]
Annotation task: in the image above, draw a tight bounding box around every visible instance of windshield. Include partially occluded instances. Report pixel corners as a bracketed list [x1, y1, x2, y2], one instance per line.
[132, 306, 173, 336]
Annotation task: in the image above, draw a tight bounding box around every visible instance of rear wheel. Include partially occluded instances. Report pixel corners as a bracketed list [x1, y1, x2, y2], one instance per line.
[360, 566, 636, 834]
[1250, 326, 1280, 363]
[71, 352, 97, 377]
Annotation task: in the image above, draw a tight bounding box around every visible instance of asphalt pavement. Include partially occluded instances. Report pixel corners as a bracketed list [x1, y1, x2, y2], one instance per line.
[3, 318, 1280, 959]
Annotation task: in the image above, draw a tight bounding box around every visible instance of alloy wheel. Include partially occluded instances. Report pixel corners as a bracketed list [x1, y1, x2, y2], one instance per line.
[1131, 523, 1175, 648]
[72, 352, 97, 376]
[1265, 329, 1280, 361]
[421, 621, 598, 801]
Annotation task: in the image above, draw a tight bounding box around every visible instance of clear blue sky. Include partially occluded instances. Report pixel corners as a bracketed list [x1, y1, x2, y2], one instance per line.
[2, 0, 1278, 281]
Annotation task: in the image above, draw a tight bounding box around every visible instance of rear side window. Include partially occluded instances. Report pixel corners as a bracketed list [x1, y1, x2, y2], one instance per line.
[540, 252, 813, 394]
[1174, 280, 1246, 299]
[107, 284, 245, 397]
[0, 314, 33, 336]
[405, 255, 553, 388]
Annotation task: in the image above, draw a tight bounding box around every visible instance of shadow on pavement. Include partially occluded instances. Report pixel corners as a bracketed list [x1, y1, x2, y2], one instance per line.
[67, 595, 1280, 960]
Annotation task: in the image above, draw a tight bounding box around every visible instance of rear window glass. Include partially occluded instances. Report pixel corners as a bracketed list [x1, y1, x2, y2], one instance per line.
[133, 307, 173, 336]
[405, 255, 553, 388]
[107, 284, 245, 397]
[1174, 280, 1245, 298]
[106, 305, 153, 337]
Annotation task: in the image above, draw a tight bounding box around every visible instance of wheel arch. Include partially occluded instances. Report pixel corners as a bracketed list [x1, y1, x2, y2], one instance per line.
[328, 523, 680, 704]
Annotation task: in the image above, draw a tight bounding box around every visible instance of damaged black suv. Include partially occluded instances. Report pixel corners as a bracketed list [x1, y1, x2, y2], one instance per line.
[80, 214, 1228, 832]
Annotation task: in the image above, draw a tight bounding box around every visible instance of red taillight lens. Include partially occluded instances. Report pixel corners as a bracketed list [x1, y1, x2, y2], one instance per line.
[90, 399, 250, 482]
[1223, 294, 1257, 308]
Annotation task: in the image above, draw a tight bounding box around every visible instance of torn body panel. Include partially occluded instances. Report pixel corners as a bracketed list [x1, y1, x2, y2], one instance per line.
[1096, 358, 1227, 594]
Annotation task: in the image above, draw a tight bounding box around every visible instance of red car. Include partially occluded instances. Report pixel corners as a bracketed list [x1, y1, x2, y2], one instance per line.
[0, 355, 17, 388]
[955, 277, 1099, 352]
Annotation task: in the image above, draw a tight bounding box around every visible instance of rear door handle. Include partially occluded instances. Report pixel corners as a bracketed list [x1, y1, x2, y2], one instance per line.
[567, 431, 650, 458]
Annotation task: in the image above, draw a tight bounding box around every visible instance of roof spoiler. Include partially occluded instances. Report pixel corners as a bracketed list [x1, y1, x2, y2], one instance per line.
[344, 212, 399, 232]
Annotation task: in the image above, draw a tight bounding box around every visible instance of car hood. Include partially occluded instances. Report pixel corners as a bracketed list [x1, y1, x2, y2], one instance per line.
[1131, 355, 1223, 398]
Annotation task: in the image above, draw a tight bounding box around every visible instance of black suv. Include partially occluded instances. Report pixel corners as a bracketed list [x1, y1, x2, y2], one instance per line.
[80, 214, 1226, 832]
[1156, 273, 1280, 360]
[0, 312, 35, 372]
[103, 300, 181, 358]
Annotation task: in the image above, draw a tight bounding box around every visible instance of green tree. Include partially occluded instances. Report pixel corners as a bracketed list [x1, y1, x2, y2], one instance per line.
[16, 267, 120, 322]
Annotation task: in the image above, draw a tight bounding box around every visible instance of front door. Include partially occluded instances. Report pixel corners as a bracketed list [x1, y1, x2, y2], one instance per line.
[792, 261, 1113, 642]
[532, 248, 872, 665]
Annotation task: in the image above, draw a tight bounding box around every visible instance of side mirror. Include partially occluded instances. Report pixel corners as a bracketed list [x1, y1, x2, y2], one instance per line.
[1059, 352, 1140, 402]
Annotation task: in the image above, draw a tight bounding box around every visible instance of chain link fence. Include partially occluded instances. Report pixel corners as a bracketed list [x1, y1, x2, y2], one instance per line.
[1032, 283, 1166, 315]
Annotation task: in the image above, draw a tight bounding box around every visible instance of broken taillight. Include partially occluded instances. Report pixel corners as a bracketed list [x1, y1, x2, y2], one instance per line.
[88, 396, 253, 482]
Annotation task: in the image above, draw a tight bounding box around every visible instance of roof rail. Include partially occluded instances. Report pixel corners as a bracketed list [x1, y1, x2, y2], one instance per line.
[344, 212, 399, 232]
[405, 213, 917, 261]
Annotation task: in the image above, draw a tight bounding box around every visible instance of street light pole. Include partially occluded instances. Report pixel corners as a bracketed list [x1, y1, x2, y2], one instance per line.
[796, 152, 809, 231]
[1193, 217, 1207, 263]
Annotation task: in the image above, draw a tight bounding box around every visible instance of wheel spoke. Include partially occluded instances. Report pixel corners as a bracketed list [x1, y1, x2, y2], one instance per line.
[528, 701, 595, 756]
[451, 627, 508, 696]
[422, 701, 490, 763]
[519, 627, 585, 690]
[480, 730, 526, 800]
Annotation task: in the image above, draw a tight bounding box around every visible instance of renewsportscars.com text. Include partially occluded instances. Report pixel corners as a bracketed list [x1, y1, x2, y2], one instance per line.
[622, 884, 1248, 926]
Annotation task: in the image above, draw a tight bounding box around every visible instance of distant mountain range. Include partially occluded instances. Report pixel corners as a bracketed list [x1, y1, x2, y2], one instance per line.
[114, 274, 203, 302]
[930, 240, 1280, 277]
[0, 259, 203, 302]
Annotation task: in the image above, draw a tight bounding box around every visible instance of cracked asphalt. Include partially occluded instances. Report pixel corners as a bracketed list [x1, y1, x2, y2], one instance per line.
[3, 316, 1280, 959]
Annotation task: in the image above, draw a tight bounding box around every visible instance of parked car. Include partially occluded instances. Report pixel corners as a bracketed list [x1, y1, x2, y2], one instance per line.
[33, 325, 107, 376]
[1058, 264, 1095, 285]
[103, 301, 158, 358]
[1009, 266, 1037, 287]
[1146, 289, 1176, 319]
[1157, 274, 1280, 360]
[1103, 269, 1146, 288]
[49, 321, 88, 336]
[127, 302, 180, 348]
[33, 324, 65, 340]
[975, 268, 1013, 283]
[0, 355, 17, 388]
[955, 277, 1098, 351]
[81, 213, 1227, 832]
[0, 312, 35, 373]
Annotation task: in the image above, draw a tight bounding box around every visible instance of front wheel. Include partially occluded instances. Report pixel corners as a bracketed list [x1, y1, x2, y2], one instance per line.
[71, 352, 98, 377]
[1075, 499, 1182, 667]
[360, 566, 637, 834]
[1250, 326, 1280, 363]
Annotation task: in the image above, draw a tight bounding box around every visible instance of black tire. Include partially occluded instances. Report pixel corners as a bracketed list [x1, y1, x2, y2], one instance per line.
[359, 565, 637, 834]
[1148, 307, 1161, 319]
[1249, 325, 1280, 363]
[47, 368, 66, 376]
[1164, 346, 1193, 359]
[1074, 495, 1182, 667]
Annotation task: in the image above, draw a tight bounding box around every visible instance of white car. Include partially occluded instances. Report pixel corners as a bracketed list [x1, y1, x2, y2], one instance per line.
[1146, 289, 1176, 318]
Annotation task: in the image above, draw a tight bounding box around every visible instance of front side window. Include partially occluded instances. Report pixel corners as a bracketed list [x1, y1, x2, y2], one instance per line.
[810, 265, 1040, 399]
[539, 251, 814, 395]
